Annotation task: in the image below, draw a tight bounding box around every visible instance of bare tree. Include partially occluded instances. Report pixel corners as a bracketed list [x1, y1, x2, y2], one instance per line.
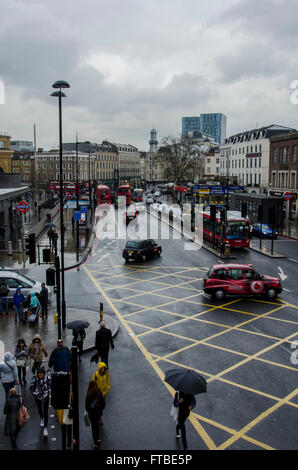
[158, 134, 205, 182]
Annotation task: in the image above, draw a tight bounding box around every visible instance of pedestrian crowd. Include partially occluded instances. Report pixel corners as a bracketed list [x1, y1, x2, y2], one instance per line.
[0, 282, 48, 322]
[1, 309, 198, 451]
[0, 319, 116, 451]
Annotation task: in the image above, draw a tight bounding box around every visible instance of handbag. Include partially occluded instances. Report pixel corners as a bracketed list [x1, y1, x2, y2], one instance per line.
[83, 410, 90, 427]
[17, 398, 30, 427]
[63, 408, 73, 426]
[170, 391, 179, 423]
[170, 404, 178, 423]
[16, 359, 26, 367]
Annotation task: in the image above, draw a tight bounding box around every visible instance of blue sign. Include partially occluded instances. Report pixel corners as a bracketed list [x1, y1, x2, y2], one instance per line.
[74, 211, 82, 221]
[80, 206, 88, 213]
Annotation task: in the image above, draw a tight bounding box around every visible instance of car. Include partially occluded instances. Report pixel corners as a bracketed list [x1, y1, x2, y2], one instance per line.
[122, 239, 162, 262]
[0, 270, 52, 305]
[146, 196, 154, 205]
[252, 223, 278, 239]
[203, 263, 282, 300]
[124, 206, 139, 225]
[135, 202, 146, 212]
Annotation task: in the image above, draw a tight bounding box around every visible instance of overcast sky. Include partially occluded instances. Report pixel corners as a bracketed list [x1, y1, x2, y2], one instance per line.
[1, 0, 298, 151]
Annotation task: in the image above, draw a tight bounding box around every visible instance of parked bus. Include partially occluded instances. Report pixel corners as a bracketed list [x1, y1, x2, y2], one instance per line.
[202, 209, 250, 249]
[97, 184, 111, 205]
[133, 188, 143, 202]
[116, 185, 131, 206]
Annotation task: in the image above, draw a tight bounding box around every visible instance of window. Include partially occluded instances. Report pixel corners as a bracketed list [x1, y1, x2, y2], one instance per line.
[293, 146, 297, 164]
[273, 148, 277, 165]
[228, 269, 244, 280]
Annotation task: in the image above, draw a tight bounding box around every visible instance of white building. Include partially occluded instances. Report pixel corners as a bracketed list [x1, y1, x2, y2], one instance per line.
[220, 125, 295, 187]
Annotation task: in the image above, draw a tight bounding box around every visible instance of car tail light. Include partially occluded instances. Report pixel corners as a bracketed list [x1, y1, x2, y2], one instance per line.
[137, 250, 141, 255]
[122, 250, 125, 255]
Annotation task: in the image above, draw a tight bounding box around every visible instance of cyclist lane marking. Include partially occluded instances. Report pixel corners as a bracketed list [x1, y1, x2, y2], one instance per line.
[83, 264, 217, 450]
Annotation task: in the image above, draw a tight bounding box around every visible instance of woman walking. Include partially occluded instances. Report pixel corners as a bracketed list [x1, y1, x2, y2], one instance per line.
[28, 334, 48, 375]
[173, 391, 196, 451]
[85, 381, 105, 449]
[91, 362, 110, 398]
[0, 352, 19, 400]
[30, 366, 51, 438]
[15, 339, 29, 386]
[30, 292, 41, 315]
[4, 388, 22, 449]
[72, 328, 86, 362]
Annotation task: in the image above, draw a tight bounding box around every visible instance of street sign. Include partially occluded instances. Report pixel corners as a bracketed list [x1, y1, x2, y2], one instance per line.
[283, 192, 292, 201]
[16, 201, 30, 213]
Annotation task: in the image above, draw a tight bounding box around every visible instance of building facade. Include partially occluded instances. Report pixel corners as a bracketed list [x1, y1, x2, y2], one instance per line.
[269, 131, 298, 221]
[182, 113, 227, 144]
[112, 143, 140, 185]
[0, 133, 13, 173]
[220, 125, 295, 189]
[35, 150, 96, 190]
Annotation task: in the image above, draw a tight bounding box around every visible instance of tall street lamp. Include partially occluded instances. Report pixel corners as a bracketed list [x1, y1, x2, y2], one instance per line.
[51, 80, 70, 330]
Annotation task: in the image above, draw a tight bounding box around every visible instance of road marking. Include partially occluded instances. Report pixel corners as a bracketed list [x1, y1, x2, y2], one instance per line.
[83, 264, 217, 450]
[289, 258, 298, 263]
[278, 266, 288, 281]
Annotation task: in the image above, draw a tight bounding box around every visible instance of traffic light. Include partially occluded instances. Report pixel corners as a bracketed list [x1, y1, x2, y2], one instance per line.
[25, 233, 36, 264]
[241, 202, 247, 218]
[210, 205, 217, 223]
[220, 208, 226, 223]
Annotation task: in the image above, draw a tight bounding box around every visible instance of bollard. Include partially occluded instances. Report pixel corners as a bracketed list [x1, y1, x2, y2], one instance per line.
[18, 239, 22, 253]
[8, 241, 12, 256]
[100, 301, 103, 322]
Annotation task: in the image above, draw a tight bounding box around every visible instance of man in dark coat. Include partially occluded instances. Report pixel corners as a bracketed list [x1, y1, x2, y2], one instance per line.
[95, 321, 114, 367]
[39, 282, 48, 317]
[49, 339, 72, 372]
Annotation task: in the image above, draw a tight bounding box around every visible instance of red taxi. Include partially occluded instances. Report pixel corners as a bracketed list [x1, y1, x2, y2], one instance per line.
[203, 263, 282, 301]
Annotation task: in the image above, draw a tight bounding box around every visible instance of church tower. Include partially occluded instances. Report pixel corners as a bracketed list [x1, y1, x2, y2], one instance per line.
[149, 128, 158, 153]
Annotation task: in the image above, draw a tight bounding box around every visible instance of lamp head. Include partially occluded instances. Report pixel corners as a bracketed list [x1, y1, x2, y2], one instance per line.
[51, 91, 66, 98]
[52, 80, 70, 89]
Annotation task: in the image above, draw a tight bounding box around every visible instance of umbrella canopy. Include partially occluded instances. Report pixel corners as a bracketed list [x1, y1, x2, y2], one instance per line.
[66, 320, 90, 330]
[45, 222, 56, 228]
[164, 368, 207, 395]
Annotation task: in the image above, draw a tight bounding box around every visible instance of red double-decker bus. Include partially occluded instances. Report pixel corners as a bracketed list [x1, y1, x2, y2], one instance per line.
[133, 188, 143, 202]
[49, 181, 78, 196]
[202, 209, 251, 249]
[116, 185, 131, 206]
[97, 185, 111, 205]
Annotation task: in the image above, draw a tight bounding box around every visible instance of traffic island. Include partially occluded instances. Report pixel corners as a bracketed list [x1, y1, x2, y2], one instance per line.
[1, 308, 119, 359]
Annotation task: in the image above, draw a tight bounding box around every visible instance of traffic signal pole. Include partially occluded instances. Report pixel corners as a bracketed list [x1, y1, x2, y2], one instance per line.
[71, 346, 80, 451]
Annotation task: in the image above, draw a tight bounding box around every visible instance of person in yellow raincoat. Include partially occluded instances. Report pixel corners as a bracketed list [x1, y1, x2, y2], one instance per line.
[91, 362, 110, 398]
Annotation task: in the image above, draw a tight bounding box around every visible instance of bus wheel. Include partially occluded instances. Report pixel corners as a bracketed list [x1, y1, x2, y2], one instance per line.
[213, 289, 226, 301]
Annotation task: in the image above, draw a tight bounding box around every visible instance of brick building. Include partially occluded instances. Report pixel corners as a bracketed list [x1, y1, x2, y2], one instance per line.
[269, 131, 298, 222]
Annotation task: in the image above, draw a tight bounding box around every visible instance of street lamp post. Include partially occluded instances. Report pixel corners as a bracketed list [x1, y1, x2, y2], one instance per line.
[51, 80, 70, 330]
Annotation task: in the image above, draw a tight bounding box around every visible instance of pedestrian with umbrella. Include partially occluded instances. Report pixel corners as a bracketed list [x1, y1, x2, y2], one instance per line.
[165, 368, 207, 451]
[66, 320, 89, 363]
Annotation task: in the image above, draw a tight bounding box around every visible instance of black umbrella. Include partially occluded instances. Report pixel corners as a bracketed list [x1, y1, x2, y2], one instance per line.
[66, 320, 90, 330]
[164, 368, 207, 395]
[45, 222, 56, 228]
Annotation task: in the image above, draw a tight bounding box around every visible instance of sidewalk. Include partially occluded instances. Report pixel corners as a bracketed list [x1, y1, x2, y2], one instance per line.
[0, 205, 119, 358]
[280, 219, 298, 240]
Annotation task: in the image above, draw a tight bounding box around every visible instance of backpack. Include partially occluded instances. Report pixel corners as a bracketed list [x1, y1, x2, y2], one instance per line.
[17, 398, 30, 427]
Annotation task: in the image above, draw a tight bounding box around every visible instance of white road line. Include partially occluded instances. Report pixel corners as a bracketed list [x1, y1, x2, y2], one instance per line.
[289, 259, 298, 263]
